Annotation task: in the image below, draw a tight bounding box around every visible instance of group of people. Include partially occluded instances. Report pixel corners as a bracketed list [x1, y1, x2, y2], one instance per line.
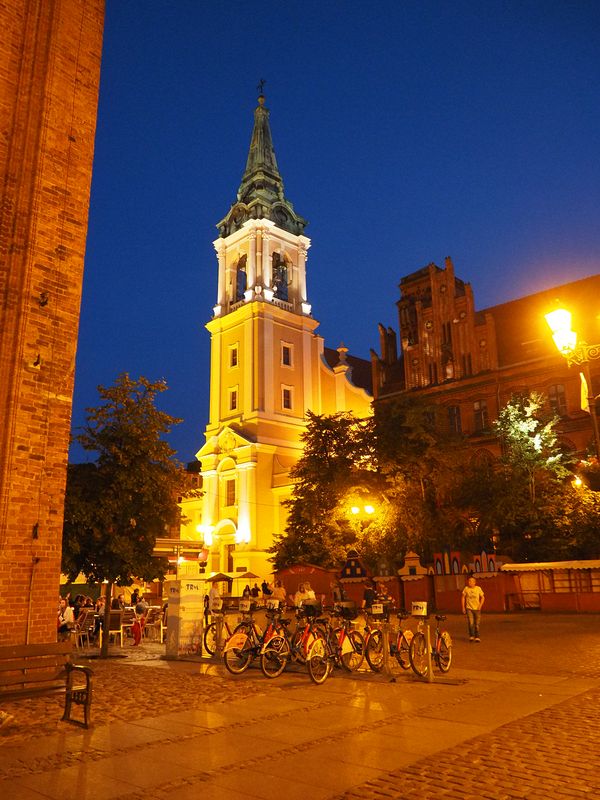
[240, 578, 285, 600]
[57, 593, 103, 640]
[56, 589, 155, 646]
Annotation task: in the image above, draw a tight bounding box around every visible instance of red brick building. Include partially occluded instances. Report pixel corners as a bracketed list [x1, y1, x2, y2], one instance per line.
[0, 1, 104, 645]
[371, 257, 600, 459]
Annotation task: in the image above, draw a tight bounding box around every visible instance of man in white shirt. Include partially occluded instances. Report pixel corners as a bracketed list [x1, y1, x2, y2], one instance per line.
[461, 576, 485, 642]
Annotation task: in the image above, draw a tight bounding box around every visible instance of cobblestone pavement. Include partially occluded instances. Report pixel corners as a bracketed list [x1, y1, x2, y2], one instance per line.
[1, 613, 599, 799]
[333, 685, 600, 800]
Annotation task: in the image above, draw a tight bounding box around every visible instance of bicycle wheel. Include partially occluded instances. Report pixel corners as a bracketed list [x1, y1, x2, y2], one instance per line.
[340, 629, 364, 672]
[437, 632, 452, 673]
[395, 631, 412, 670]
[223, 627, 254, 675]
[307, 636, 331, 685]
[203, 622, 218, 656]
[260, 636, 291, 678]
[408, 631, 429, 677]
[365, 629, 384, 672]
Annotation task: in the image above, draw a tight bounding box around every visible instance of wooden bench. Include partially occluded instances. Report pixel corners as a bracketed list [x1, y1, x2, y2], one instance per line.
[0, 641, 93, 728]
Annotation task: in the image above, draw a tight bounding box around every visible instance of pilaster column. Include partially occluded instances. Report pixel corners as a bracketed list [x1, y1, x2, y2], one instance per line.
[236, 462, 256, 545]
[297, 236, 311, 303]
[248, 230, 257, 288]
[201, 469, 218, 543]
[214, 239, 227, 306]
[262, 232, 271, 287]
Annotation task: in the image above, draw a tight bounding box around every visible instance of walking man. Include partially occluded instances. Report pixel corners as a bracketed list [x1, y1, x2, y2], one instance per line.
[462, 575, 485, 642]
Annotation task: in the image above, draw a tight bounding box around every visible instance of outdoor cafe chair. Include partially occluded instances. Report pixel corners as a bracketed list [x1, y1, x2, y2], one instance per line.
[73, 608, 94, 650]
[106, 609, 124, 647]
[143, 607, 164, 642]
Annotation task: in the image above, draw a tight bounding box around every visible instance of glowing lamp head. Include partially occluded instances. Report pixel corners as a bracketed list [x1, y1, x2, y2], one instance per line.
[545, 308, 577, 354]
[364, 505, 375, 515]
[197, 524, 213, 546]
[350, 506, 360, 515]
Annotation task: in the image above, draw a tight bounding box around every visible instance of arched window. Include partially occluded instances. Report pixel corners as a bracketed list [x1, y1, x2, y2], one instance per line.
[272, 252, 289, 301]
[236, 255, 247, 301]
[470, 448, 495, 469]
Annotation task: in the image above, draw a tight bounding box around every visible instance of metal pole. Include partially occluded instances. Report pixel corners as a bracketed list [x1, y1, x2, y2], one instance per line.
[382, 619, 392, 679]
[215, 613, 223, 658]
[425, 619, 434, 683]
[583, 362, 600, 460]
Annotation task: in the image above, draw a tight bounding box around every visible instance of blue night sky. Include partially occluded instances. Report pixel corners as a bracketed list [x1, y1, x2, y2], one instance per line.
[71, 0, 600, 463]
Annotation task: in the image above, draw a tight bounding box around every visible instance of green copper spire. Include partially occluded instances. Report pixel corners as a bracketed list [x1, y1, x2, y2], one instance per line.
[217, 91, 307, 237]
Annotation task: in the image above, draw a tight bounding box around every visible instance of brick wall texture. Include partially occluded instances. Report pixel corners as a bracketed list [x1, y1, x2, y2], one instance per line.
[0, 0, 104, 644]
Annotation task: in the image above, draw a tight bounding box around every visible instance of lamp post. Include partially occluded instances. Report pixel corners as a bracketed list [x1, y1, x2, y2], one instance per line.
[544, 308, 600, 460]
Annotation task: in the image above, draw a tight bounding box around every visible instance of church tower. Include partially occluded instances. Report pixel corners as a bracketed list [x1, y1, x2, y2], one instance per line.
[182, 92, 372, 579]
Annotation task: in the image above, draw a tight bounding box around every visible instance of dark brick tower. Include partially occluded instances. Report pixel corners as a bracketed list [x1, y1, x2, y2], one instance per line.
[0, 1, 104, 644]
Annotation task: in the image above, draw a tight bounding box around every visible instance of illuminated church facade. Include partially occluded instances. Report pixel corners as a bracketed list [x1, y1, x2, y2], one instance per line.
[180, 94, 372, 577]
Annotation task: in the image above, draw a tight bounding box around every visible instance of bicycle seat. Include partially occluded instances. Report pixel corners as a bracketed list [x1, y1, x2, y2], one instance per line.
[435, 615, 446, 622]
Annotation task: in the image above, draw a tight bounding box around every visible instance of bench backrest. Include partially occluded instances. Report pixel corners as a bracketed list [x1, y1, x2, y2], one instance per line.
[0, 641, 73, 692]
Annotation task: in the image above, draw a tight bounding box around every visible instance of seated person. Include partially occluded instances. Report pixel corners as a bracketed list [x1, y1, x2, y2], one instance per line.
[57, 598, 75, 639]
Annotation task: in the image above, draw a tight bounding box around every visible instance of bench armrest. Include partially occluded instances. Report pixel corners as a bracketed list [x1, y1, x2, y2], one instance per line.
[65, 662, 93, 689]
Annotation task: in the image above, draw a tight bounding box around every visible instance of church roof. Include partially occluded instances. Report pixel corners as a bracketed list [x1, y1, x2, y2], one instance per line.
[323, 347, 373, 394]
[217, 93, 307, 238]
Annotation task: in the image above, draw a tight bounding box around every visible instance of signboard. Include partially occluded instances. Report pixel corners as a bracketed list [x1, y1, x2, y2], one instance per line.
[412, 601, 428, 617]
[166, 579, 207, 657]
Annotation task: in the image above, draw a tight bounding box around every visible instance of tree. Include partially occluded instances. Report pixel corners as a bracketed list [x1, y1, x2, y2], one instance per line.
[269, 411, 378, 569]
[270, 397, 464, 572]
[494, 391, 570, 503]
[450, 391, 600, 561]
[62, 374, 189, 656]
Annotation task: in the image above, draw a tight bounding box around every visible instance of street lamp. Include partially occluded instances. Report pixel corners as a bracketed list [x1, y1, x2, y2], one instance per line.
[544, 307, 600, 459]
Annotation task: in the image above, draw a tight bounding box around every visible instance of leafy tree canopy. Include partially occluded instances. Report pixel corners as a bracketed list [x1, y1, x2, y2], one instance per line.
[494, 391, 571, 502]
[62, 374, 190, 586]
[270, 398, 464, 572]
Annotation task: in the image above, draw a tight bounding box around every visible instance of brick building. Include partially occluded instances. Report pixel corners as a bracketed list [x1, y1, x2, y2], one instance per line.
[371, 258, 600, 459]
[0, 1, 104, 645]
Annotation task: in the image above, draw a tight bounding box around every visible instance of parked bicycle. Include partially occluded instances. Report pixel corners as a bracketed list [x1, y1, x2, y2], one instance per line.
[363, 599, 393, 672]
[306, 601, 364, 684]
[325, 601, 365, 672]
[408, 614, 452, 677]
[203, 599, 235, 656]
[259, 601, 293, 678]
[389, 610, 414, 670]
[222, 600, 264, 674]
[288, 601, 328, 667]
